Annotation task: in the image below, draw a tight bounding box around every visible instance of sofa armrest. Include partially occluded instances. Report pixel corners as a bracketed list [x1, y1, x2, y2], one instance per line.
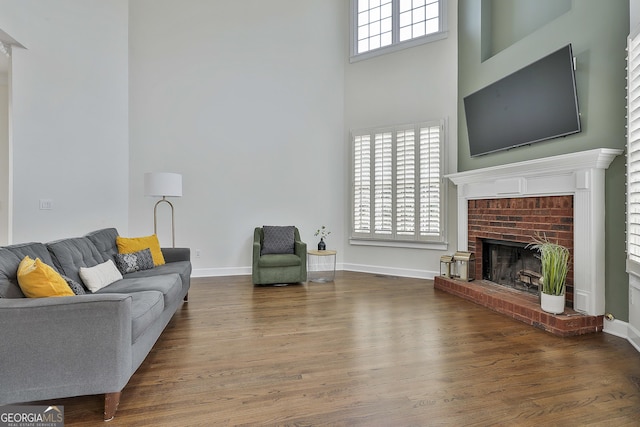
[0, 294, 133, 405]
[161, 247, 190, 263]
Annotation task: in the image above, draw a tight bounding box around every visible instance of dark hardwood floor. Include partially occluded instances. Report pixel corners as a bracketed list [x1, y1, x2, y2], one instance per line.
[48, 272, 640, 426]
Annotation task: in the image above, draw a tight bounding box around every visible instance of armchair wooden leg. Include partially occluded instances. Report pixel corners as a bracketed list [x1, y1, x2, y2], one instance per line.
[184, 292, 188, 302]
[104, 391, 121, 421]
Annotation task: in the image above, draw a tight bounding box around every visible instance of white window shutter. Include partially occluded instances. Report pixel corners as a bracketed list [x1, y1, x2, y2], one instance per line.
[374, 132, 393, 235]
[354, 135, 371, 234]
[396, 129, 416, 236]
[628, 29, 640, 266]
[420, 125, 441, 236]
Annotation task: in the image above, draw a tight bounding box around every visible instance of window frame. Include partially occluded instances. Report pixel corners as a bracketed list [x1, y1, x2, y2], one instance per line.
[349, 0, 448, 63]
[350, 120, 448, 250]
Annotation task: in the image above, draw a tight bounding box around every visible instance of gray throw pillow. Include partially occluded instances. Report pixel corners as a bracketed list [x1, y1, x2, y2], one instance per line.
[261, 226, 295, 255]
[113, 248, 155, 274]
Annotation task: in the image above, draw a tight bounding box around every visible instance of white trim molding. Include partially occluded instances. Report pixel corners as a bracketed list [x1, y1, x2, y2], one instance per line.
[446, 148, 622, 316]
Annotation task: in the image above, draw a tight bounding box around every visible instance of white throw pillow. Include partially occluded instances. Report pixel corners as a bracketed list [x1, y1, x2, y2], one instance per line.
[79, 259, 123, 292]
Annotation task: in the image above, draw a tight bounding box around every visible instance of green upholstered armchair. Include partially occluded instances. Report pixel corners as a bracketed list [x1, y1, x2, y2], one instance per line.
[252, 226, 307, 285]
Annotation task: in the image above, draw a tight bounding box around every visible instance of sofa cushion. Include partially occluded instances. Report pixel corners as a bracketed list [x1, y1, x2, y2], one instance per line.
[96, 273, 182, 308]
[113, 249, 155, 274]
[129, 290, 165, 343]
[0, 249, 25, 298]
[261, 226, 295, 255]
[258, 253, 302, 268]
[124, 260, 192, 289]
[79, 260, 123, 292]
[17, 256, 75, 298]
[47, 237, 105, 284]
[0, 243, 58, 299]
[85, 228, 119, 262]
[117, 235, 166, 266]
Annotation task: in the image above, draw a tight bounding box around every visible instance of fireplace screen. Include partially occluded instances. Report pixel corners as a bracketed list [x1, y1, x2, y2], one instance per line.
[482, 239, 542, 295]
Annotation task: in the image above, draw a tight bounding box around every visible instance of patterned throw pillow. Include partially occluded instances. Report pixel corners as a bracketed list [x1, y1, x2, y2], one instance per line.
[113, 248, 155, 274]
[61, 274, 87, 295]
[261, 226, 295, 255]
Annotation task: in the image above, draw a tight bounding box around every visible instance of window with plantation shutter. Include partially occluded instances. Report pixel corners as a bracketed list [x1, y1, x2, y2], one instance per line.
[351, 121, 446, 246]
[627, 28, 640, 275]
[351, 0, 447, 62]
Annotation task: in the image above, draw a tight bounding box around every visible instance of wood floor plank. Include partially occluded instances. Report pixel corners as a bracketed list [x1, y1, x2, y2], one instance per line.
[36, 272, 640, 426]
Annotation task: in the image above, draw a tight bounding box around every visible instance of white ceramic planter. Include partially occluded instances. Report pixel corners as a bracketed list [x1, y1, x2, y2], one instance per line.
[540, 292, 565, 314]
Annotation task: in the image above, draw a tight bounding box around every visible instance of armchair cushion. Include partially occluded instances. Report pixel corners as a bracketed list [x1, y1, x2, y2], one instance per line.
[258, 254, 302, 268]
[261, 225, 295, 255]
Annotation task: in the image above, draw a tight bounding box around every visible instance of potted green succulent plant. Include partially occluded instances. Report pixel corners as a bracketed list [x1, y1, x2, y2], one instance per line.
[529, 234, 570, 314]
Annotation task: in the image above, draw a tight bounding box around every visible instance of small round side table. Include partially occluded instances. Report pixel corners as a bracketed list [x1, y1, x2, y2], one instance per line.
[307, 249, 337, 283]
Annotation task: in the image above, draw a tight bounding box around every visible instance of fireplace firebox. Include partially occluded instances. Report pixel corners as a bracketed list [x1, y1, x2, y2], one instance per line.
[482, 239, 541, 295]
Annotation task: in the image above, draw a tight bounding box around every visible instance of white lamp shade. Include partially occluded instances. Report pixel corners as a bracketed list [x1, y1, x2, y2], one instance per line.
[144, 172, 183, 197]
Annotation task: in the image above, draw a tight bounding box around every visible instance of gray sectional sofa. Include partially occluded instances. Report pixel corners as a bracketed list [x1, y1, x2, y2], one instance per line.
[0, 228, 191, 420]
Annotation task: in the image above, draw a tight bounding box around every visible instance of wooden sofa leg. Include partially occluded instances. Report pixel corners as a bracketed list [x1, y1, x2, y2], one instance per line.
[104, 391, 121, 421]
[184, 292, 188, 302]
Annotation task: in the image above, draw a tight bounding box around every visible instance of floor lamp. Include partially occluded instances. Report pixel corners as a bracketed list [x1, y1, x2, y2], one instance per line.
[144, 172, 182, 247]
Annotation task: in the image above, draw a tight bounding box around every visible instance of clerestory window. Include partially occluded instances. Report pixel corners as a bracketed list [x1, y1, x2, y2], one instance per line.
[351, 0, 447, 62]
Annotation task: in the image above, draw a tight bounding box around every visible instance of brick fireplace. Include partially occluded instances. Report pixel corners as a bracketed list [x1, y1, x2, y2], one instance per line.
[436, 149, 622, 334]
[468, 195, 575, 305]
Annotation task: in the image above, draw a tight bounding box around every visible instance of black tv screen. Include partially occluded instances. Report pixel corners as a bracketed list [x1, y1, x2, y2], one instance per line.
[464, 44, 581, 157]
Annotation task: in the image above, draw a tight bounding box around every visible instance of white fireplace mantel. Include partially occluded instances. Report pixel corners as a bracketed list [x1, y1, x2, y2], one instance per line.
[446, 148, 623, 316]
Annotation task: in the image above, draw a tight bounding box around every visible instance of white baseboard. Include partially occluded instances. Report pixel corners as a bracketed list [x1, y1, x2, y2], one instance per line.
[191, 266, 251, 278]
[603, 318, 629, 339]
[191, 263, 436, 280]
[341, 263, 438, 280]
[629, 322, 640, 353]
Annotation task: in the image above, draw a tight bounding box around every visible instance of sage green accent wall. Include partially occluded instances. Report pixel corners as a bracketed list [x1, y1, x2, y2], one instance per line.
[482, 0, 571, 60]
[459, 1, 630, 320]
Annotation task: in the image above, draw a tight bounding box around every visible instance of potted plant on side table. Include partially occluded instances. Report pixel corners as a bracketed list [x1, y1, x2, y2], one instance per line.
[529, 234, 570, 314]
[314, 225, 331, 250]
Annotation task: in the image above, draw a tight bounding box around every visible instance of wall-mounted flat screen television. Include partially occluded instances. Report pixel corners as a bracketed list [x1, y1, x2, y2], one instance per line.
[463, 44, 581, 157]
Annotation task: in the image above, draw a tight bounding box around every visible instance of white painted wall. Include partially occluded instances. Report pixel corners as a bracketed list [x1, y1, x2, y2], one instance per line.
[0, 0, 129, 243]
[0, 0, 454, 279]
[343, 0, 458, 278]
[0, 78, 7, 245]
[128, 0, 346, 274]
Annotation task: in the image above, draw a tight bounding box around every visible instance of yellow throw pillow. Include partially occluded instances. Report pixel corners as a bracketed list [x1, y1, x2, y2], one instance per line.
[116, 234, 165, 266]
[17, 256, 74, 298]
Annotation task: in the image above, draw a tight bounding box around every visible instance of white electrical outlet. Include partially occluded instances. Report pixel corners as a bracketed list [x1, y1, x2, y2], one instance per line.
[195, 249, 201, 258]
[39, 199, 53, 210]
